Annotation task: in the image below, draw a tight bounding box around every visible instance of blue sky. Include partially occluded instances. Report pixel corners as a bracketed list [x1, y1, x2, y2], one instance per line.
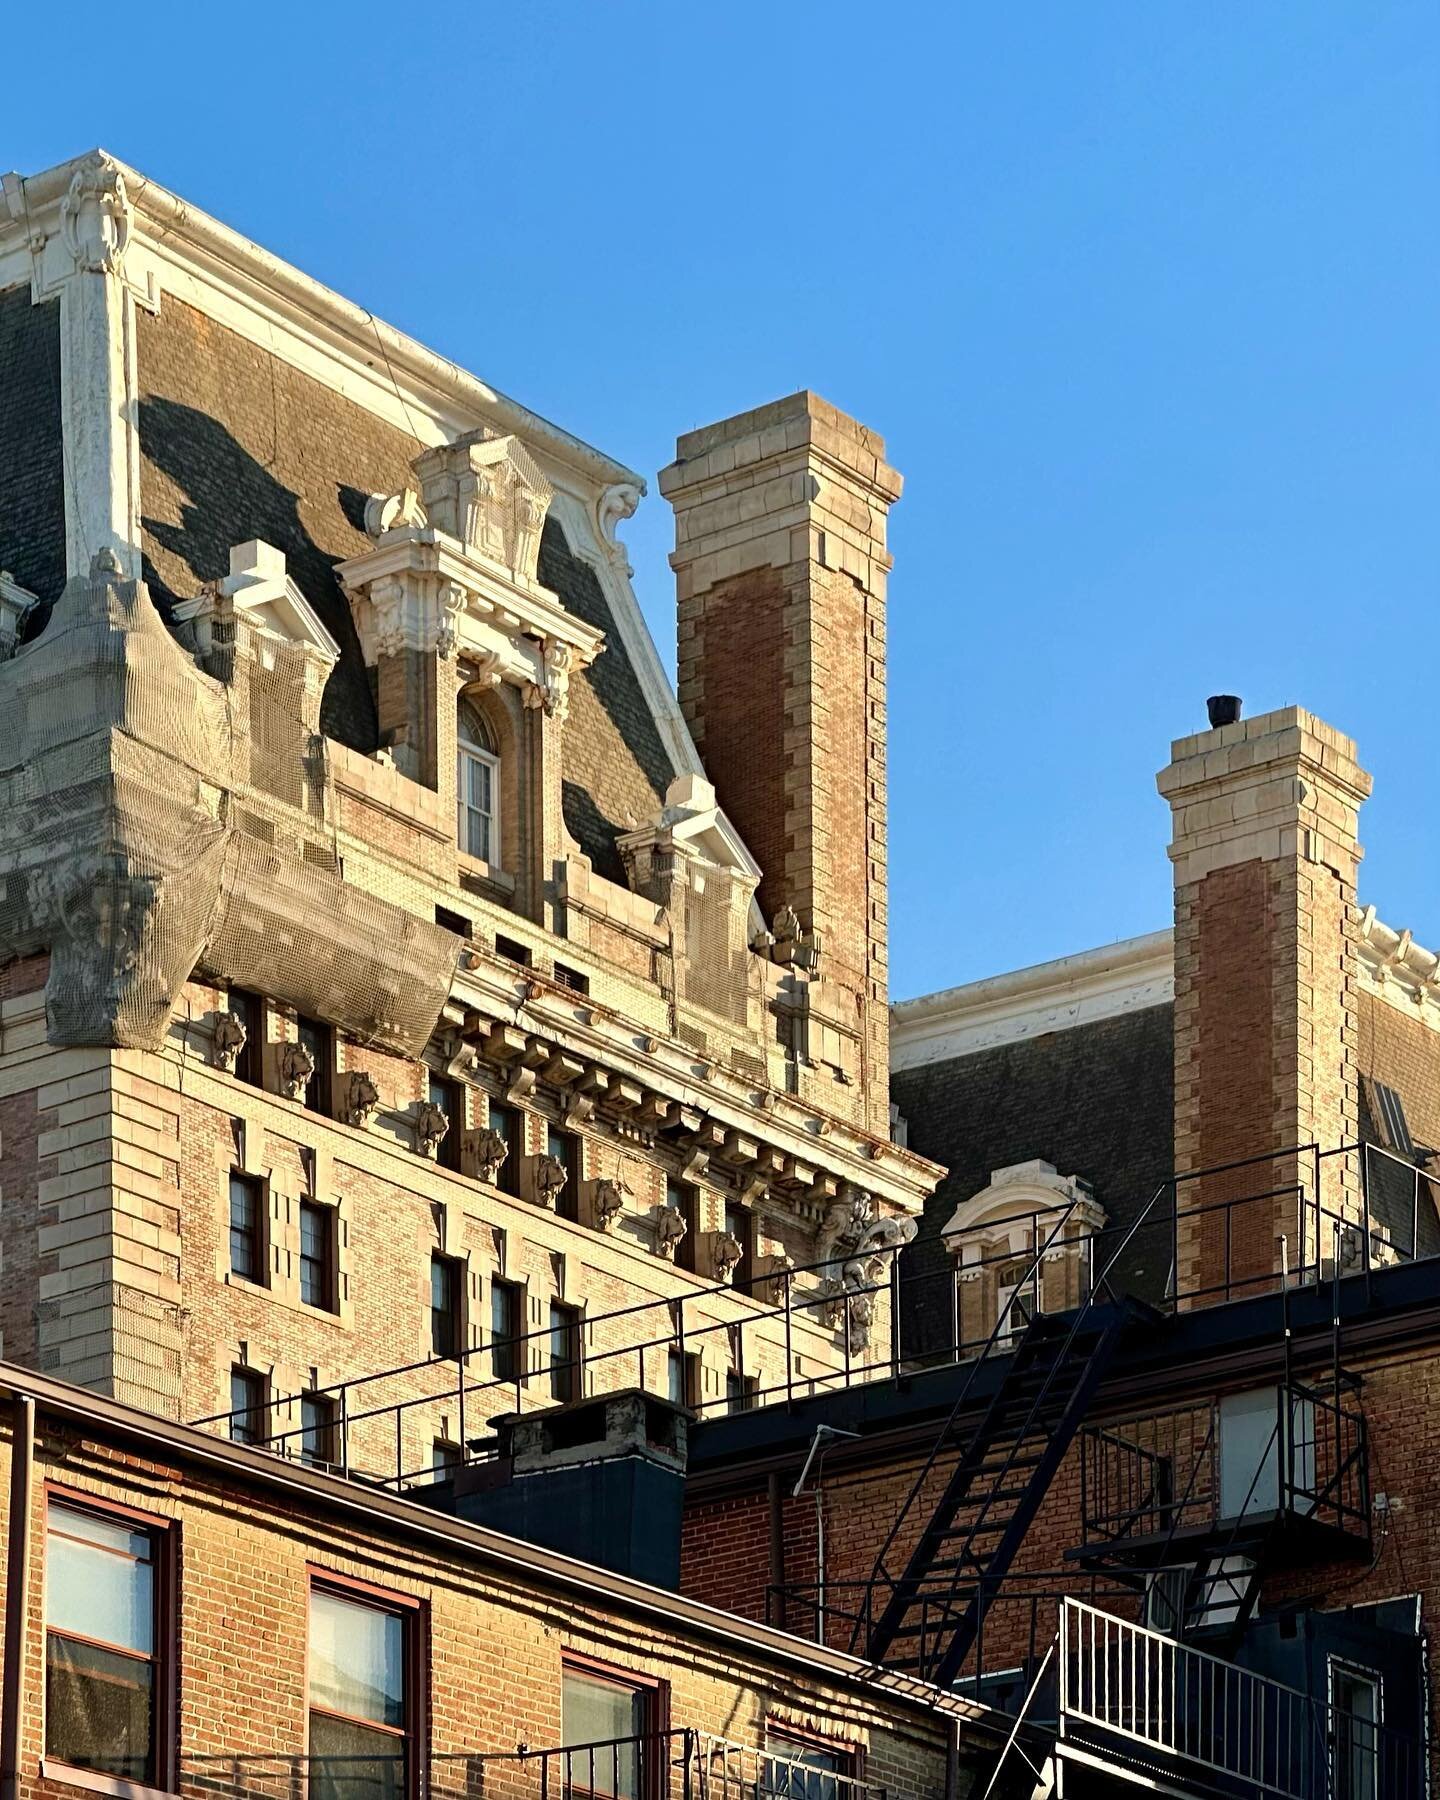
[8, 3, 1437, 998]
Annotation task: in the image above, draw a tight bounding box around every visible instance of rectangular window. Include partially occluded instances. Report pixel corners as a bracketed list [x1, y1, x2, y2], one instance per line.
[300, 1200, 338, 1312]
[725, 1369, 759, 1416]
[229, 1170, 266, 1283]
[229, 987, 263, 1087]
[432, 1440, 462, 1482]
[997, 1263, 1038, 1344]
[300, 1392, 338, 1468]
[427, 1074, 464, 1173]
[666, 1178, 699, 1274]
[309, 1583, 413, 1800]
[560, 1659, 663, 1800]
[431, 1253, 463, 1360]
[547, 1126, 580, 1223]
[458, 741, 499, 863]
[491, 1279, 523, 1384]
[1331, 1661, 1380, 1800]
[1362, 1076, 1414, 1158]
[230, 1365, 268, 1446]
[552, 962, 590, 996]
[45, 1498, 167, 1785]
[435, 904, 472, 939]
[666, 1348, 700, 1411]
[549, 1301, 581, 1405]
[494, 934, 532, 968]
[723, 1200, 754, 1292]
[764, 1727, 859, 1800]
[297, 1016, 332, 1116]
[488, 1102, 523, 1197]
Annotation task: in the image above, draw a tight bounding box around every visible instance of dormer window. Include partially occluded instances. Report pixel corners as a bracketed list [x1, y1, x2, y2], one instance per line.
[457, 701, 500, 863]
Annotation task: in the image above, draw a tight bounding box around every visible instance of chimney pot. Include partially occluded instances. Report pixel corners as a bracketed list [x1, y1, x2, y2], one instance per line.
[1206, 695, 1243, 729]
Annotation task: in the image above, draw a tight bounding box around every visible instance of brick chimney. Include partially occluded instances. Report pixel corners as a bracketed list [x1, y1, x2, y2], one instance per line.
[1158, 705, 1372, 1297]
[660, 394, 900, 1135]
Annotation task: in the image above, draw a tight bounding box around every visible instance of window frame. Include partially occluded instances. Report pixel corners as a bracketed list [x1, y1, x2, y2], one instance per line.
[559, 1651, 669, 1800]
[299, 1198, 339, 1314]
[487, 1101, 524, 1199]
[490, 1278, 525, 1386]
[456, 726, 501, 867]
[296, 1016, 333, 1117]
[228, 1170, 268, 1287]
[430, 1252, 465, 1361]
[547, 1125, 581, 1224]
[227, 987, 264, 1089]
[229, 1365, 269, 1448]
[763, 1720, 864, 1800]
[722, 1199, 755, 1292]
[665, 1179, 699, 1276]
[299, 1391, 340, 1469]
[548, 1300, 583, 1406]
[306, 1569, 425, 1800]
[426, 1074, 465, 1174]
[41, 1484, 177, 1799]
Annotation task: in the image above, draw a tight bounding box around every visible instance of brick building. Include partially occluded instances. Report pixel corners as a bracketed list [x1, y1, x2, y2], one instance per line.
[3, 144, 1439, 1800]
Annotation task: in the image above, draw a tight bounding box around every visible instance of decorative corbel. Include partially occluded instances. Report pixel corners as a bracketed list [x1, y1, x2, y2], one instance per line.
[533, 1153, 568, 1211]
[653, 1206, 688, 1261]
[212, 1012, 247, 1073]
[344, 1071, 381, 1129]
[279, 1041, 316, 1102]
[592, 1178, 628, 1233]
[61, 154, 131, 277]
[415, 1101, 450, 1159]
[596, 483, 643, 577]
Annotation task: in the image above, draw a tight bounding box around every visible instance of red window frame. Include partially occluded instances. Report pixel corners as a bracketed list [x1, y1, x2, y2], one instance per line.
[41, 1483, 178, 1799]
[306, 1569, 426, 1800]
[560, 1652, 669, 1800]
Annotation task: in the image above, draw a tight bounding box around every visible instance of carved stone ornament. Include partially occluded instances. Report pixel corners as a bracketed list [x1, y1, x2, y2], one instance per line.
[593, 1178, 627, 1233]
[533, 1153, 569, 1210]
[415, 1101, 450, 1159]
[596, 483, 643, 576]
[364, 486, 427, 538]
[710, 1230, 744, 1286]
[279, 1040, 316, 1102]
[212, 1011, 248, 1073]
[525, 639, 574, 724]
[471, 1127, 509, 1186]
[817, 1190, 875, 1268]
[653, 1205, 688, 1261]
[61, 154, 131, 277]
[344, 1071, 381, 1129]
[434, 582, 466, 661]
[411, 430, 555, 586]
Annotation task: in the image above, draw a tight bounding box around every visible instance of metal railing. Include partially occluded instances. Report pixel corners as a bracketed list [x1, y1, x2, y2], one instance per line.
[1079, 1373, 1369, 1549]
[1058, 1597, 1422, 1799]
[192, 1136, 1436, 1493]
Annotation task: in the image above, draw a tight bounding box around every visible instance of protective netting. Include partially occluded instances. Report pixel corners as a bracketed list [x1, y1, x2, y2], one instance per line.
[0, 558, 455, 1054]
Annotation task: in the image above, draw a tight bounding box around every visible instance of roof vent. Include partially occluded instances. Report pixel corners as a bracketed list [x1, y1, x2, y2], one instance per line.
[1206, 695, 1243, 728]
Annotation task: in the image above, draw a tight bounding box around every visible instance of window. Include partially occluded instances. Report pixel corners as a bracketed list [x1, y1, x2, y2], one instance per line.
[488, 1102, 523, 1197]
[297, 1015, 332, 1116]
[666, 1348, 700, 1411]
[494, 934, 532, 968]
[996, 1263, 1037, 1344]
[229, 1170, 266, 1283]
[229, 987, 264, 1087]
[230, 1365, 268, 1446]
[300, 1201, 338, 1312]
[666, 1178, 699, 1275]
[723, 1200, 754, 1292]
[547, 1125, 580, 1223]
[561, 1658, 664, 1800]
[309, 1583, 413, 1800]
[431, 1253, 464, 1360]
[45, 1497, 168, 1785]
[549, 1301, 581, 1405]
[457, 701, 500, 864]
[300, 1392, 338, 1468]
[765, 1727, 859, 1800]
[1331, 1662, 1380, 1800]
[491, 1279, 523, 1384]
[427, 1073, 464, 1173]
[435, 904, 472, 939]
[553, 962, 589, 996]
[432, 1439, 462, 1482]
[725, 1369, 758, 1416]
[1362, 1076, 1413, 1157]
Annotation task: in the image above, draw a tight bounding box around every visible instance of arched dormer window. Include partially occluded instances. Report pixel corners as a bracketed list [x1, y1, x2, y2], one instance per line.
[457, 700, 500, 864]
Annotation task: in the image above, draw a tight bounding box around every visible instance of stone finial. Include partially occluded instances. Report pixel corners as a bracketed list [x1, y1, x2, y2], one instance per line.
[212, 1011, 248, 1073]
[414, 1101, 450, 1159]
[279, 1040, 316, 1102]
[343, 1071, 381, 1129]
[533, 1153, 569, 1210]
[470, 1127, 509, 1186]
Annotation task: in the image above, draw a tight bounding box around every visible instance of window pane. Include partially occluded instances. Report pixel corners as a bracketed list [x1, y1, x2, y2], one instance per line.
[46, 1634, 154, 1781]
[301, 1396, 335, 1466]
[467, 756, 491, 812]
[230, 1174, 260, 1279]
[47, 1505, 153, 1654]
[231, 1369, 266, 1445]
[309, 1708, 406, 1800]
[491, 1282, 519, 1382]
[561, 1671, 643, 1798]
[310, 1589, 405, 1728]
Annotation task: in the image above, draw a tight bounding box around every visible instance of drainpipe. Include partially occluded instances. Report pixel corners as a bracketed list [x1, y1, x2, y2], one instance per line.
[793, 1425, 859, 1644]
[1, 1393, 34, 1800]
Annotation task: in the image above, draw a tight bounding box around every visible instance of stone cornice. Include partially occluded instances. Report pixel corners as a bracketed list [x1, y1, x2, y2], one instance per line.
[1358, 908, 1440, 1027]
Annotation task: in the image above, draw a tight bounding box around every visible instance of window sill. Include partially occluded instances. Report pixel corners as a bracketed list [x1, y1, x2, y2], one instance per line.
[224, 1271, 273, 1297]
[458, 854, 516, 899]
[41, 1758, 174, 1800]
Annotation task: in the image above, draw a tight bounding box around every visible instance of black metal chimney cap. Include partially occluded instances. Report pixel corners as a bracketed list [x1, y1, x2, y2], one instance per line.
[1206, 695, 1243, 729]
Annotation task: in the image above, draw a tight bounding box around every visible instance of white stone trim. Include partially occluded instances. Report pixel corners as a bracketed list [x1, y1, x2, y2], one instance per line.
[891, 931, 1174, 1068]
[1357, 908, 1440, 1030]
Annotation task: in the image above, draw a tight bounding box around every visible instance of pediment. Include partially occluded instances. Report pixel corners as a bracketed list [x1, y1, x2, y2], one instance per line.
[220, 540, 340, 663]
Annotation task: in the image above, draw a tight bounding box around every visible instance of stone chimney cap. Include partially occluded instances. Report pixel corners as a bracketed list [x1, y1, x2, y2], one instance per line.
[1206, 695, 1243, 728]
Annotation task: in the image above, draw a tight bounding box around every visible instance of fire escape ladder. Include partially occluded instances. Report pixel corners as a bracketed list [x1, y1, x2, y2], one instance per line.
[863, 1300, 1141, 1686]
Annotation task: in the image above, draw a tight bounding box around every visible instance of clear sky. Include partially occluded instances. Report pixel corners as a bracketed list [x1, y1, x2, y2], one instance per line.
[8, 3, 1437, 999]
